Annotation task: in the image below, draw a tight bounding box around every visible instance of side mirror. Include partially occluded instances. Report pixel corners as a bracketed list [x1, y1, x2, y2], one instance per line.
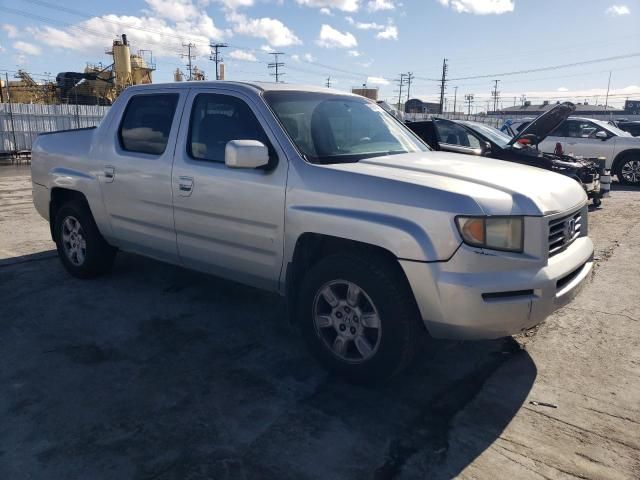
[595, 130, 608, 140]
[482, 141, 492, 156]
[225, 140, 269, 169]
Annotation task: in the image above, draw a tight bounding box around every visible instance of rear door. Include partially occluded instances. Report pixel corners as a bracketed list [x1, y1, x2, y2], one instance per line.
[97, 89, 185, 262]
[171, 88, 288, 292]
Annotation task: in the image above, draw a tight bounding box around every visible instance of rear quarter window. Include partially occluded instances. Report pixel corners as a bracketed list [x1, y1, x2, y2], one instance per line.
[119, 94, 179, 155]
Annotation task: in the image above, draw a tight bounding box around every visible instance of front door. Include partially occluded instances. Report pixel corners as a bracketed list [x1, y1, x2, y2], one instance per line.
[98, 90, 185, 263]
[171, 89, 288, 292]
[434, 119, 483, 155]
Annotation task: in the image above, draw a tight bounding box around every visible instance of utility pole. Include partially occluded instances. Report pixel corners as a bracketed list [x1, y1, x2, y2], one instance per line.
[453, 86, 458, 114]
[396, 73, 406, 111]
[326, 76, 331, 88]
[209, 43, 228, 80]
[181, 43, 196, 81]
[604, 71, 612, 111]
[438, 58, 448, 114]
[491, 79, 500, 113]
[465, 94, 474, 115]
[268, 52, 285, 82]
[405, 72, 414, 102]
[520, 94, 527, 106]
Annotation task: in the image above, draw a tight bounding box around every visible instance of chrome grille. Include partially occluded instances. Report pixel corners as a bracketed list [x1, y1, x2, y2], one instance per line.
[548, 210, 582, 257]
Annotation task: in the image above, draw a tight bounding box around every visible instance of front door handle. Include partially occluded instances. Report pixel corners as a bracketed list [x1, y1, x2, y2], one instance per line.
[178, 176, 194, 196]
[104, 166, 115, 183]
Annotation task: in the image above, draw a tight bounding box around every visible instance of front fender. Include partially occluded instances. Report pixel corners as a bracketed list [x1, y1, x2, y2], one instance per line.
[284, 204, 461, 265]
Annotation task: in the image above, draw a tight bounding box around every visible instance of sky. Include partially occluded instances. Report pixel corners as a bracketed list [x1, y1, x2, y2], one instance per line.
[1, 0, 639, 110]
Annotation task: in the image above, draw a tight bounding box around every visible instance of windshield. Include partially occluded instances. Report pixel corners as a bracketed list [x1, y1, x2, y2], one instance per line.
[462, 121, 512, 148]
[590, 118, 632, 137]
[264, 91, 429, 164]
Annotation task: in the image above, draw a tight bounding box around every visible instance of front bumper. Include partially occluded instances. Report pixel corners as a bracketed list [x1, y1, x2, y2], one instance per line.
[400, 236, 593, 340]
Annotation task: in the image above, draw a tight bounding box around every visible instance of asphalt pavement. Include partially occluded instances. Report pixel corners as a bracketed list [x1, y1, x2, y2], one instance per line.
[1, 165, 638, 479]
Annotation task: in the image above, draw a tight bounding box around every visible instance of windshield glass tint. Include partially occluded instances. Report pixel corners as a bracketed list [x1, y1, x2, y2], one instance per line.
[464, 122, 512, 148]
[264, 91, 428, 164]
[591, 119, 630, 137]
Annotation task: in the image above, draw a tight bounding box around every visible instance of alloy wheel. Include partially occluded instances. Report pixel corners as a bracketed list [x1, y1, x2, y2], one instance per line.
[312, 280, 382, 364]
[621, 160, 640, 184]
[61, 216, 87, 266]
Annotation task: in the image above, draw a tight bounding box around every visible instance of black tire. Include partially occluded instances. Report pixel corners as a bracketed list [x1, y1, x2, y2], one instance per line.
[297, 252, 424, 383]
[616, 155, 640, 186]
[53, 201, 116, 279]
[592, 196, 602, 207]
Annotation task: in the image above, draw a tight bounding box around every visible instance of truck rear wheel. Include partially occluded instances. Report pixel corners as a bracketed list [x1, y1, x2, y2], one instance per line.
[53, 202, 116, 279]
[297, 253, 423, 382]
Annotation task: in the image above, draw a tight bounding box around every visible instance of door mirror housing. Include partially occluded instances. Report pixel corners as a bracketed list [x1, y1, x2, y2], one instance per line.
[482, 141, 492, 156]
[225, 140, 269, 169]
[595, 130, 608, 140]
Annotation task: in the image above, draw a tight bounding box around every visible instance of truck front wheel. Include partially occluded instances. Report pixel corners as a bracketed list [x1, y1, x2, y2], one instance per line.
[53, 202, 116, 279]
[297, 253, 424, 382]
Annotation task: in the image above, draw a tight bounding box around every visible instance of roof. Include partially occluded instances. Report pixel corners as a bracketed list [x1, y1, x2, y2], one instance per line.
[127, 81, 351, 96]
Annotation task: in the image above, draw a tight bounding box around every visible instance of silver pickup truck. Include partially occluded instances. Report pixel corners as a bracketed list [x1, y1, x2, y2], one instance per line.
[31, 82, 594, 381]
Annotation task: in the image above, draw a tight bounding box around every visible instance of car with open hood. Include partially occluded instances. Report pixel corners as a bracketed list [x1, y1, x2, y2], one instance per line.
[508, 115, 640, 186]
[407, 103, 607, 205]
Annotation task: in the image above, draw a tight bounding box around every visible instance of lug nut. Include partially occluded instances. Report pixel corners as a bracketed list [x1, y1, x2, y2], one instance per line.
[350, 327, 356, 334]
[353, 315, 358, 323]
[339, 324, 346, 332]
[336, 312, 343, 319]
[344, 306, 351, 313]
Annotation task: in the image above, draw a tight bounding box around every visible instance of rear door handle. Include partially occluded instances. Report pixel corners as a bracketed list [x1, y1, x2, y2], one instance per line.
[178, 176, 194, 196]
[104, 166, 115, 183]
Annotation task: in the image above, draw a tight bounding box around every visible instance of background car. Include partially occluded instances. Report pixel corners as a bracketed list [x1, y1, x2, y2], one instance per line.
[534, 117, 640, 186]
[407, 104, 605, 205]
[611, 120, 640, 137]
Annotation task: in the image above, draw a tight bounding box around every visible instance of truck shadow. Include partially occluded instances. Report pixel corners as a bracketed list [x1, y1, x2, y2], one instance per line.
[0, 251, 537, 480]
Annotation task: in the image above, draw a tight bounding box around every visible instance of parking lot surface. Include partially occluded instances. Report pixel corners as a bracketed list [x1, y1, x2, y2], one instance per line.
[1, 165, 639, 479]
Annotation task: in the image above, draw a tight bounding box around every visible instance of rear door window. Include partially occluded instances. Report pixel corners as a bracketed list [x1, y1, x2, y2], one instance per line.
[119, 94, 179, 155]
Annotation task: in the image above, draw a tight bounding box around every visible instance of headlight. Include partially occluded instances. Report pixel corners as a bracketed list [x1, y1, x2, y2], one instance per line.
[455, 216, 524, 252]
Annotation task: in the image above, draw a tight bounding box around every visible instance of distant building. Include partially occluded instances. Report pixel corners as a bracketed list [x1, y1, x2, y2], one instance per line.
[496, 100, 623, 116]
[624, 100, 640, 115]
[405, 98, 441, 114]
[351, 87, 379, 101]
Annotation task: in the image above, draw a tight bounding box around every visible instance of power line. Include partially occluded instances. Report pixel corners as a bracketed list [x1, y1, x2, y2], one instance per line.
[210, 43, 228, 81]
[268, 52, 285, 83]
[448, 52, 640, 81]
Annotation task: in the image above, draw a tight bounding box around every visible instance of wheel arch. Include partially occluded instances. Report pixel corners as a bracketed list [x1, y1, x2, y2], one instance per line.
[49, 188, 92, 241]
[612, 149, 640, 173]
[284, 233, 419, 325]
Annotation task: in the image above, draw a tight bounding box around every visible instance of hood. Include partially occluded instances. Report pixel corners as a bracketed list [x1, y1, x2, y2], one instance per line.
[324, 152, 587, 216]
[510, 102, 575, 146]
